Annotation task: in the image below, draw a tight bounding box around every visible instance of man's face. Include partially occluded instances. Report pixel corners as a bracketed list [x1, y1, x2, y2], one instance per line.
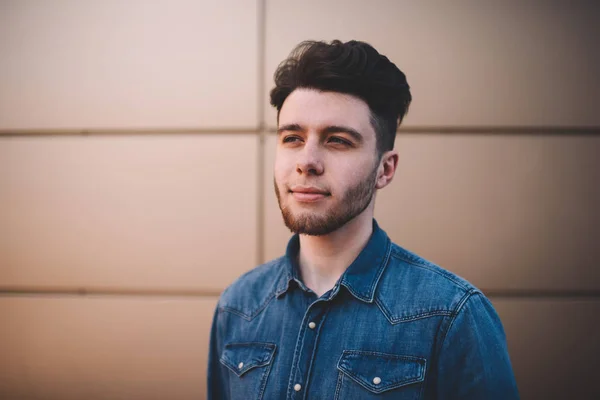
[274, 88, 381, 236]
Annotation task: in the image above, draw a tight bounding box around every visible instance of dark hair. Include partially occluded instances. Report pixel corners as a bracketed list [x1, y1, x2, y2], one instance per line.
[270, 40, 411, 155]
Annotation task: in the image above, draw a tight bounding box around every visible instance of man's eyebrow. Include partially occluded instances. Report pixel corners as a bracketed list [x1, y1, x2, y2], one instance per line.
[277, 123, 303, 135]
[321, 125, 364, 143]
[276, 123, 364, 143]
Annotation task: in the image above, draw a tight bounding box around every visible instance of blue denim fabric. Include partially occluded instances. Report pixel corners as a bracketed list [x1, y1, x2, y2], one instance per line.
[208, 220, 519, 399]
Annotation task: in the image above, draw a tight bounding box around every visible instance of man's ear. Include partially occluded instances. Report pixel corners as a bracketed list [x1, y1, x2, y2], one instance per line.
[376, 150, 399, 189]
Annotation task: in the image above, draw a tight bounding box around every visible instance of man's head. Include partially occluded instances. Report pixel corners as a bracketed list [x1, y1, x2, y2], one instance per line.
[270, 40, 411, 236]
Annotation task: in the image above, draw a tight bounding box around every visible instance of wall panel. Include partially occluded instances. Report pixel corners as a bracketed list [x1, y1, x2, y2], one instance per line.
[0, 134, 258, 291]
[0, 0, 259, 130]
[264, 0, 600, 128]
[493, 298, 600, 399]
[0, 295, 217, 400]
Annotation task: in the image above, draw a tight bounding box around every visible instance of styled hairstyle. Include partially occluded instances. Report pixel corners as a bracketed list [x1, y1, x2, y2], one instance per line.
[270, 40, 411, 155]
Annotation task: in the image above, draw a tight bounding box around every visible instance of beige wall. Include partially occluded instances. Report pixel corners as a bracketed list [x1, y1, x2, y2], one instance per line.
[1, 1, 599, 399]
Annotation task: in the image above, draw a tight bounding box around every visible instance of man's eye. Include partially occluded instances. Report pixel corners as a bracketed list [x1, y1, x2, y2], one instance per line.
[328, 136, 351, 145]
[282, 136, 301, 143]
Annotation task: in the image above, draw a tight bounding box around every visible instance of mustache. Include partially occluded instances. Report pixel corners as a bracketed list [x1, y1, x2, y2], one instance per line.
[273, 179, 332, 197]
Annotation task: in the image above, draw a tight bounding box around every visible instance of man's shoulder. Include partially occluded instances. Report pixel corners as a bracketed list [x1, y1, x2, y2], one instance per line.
[375, 242, 483, 324]
[217, 256, 287, 320]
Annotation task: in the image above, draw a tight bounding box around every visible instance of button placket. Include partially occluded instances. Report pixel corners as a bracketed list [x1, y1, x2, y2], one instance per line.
[286, 301, 328, 399]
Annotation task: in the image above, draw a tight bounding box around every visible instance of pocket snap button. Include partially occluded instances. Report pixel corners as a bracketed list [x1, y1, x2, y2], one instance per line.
[373, 377, 382, 385]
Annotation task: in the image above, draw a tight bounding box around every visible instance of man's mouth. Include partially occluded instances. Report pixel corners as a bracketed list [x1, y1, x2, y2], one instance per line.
[289, 186, 330, 202]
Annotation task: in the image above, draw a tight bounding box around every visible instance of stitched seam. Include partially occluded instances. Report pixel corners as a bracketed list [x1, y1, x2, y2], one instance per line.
[220, 342, 276, 376]
[374, 297, 395, 324]
[219, 291, 277, 321]
[342, 237, 392, 302]
[418, 359, 427, 400]
[219, 358, 240, 375]
[375, 297, 452, 325]
[218, 306, 252, 321]
[286, 311, 309, 399]
[302, 307, 330, 400]
[257, 347, 276, 400]
[217, 256, 289, 319]
[391, 310, 454, 324]
[367, 238, 393, 301]
[337, 351, 426, 392]
[390, 250, 473, 292]
[219, 357, 270, 376]
[341, 285, 365, 302]
[338, 367, 380, 393]
[438, 290, 476, 352]
[334, 371, 344, 400]
[340, 369, 423, 393]
[219, 353, 274, 376]
[391, 252, 468, 290]
[225, 342, 276, 349]
[341, 350, 426, 362]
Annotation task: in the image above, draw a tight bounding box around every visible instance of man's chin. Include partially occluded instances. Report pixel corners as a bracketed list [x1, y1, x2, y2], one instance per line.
[286, 224, 336, 236]
[281, 213, 345, 236]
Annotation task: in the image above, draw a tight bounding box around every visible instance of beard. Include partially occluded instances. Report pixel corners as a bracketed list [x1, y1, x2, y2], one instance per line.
[274, 164, 379, 236]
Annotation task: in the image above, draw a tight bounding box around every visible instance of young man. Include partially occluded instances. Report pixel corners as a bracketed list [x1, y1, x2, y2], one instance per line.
[208, 40, 519, 399]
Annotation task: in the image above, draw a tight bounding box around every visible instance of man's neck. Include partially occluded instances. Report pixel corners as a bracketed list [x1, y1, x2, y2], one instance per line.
[297, 210, 374, 297]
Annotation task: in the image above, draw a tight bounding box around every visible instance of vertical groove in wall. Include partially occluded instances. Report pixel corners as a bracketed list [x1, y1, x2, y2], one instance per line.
[256, 0, 267, 265]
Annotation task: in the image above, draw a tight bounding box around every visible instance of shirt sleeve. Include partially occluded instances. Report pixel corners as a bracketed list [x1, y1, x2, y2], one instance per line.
[207, 304, 229, 400]
[435, 292, 520, 399]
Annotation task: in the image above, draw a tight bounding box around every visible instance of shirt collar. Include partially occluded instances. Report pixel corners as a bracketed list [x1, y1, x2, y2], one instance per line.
[275, 219, 392, 303]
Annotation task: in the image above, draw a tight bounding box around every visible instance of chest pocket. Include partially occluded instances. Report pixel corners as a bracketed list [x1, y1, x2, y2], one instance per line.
[335, 350, 426, 399]
[220, 342, 277, 400]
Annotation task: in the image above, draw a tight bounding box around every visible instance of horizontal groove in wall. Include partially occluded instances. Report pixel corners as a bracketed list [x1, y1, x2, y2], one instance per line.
[0, 286, 222, 299]
[483, 289, 600, 300]
[267, 126, 600, 135]
[396, 126, 600, 135]
[1, 287, 599, 300]
[1, 126, 600, 137]
[0, 128, 256, 137]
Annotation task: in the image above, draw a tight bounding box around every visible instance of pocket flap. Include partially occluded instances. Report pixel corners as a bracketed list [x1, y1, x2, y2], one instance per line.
[220, 342, 277, 377]
[337, 350, 426, 393]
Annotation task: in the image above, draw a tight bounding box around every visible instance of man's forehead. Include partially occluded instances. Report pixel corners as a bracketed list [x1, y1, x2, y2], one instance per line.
[279, 89, 373, 133]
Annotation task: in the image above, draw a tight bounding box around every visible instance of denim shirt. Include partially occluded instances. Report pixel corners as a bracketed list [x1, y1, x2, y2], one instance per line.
[208, 220, 519, 399]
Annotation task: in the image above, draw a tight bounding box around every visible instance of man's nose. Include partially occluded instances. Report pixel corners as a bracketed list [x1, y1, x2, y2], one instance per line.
[296, 140, 324, 176]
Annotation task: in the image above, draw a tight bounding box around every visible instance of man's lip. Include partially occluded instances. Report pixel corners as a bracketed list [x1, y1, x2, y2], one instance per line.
[291, 191, 329, 202]
[289, 186, 330, 195]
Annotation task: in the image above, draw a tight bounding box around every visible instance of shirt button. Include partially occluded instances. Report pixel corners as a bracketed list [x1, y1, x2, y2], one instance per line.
[373, 377, 382, 385]
[294, 383, 302, 391]
[308, 322, 316, 329]
[238, 362, 244, 369]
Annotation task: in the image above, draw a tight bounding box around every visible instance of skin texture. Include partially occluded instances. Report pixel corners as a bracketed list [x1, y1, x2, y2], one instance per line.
[273, 88, 399, 296]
